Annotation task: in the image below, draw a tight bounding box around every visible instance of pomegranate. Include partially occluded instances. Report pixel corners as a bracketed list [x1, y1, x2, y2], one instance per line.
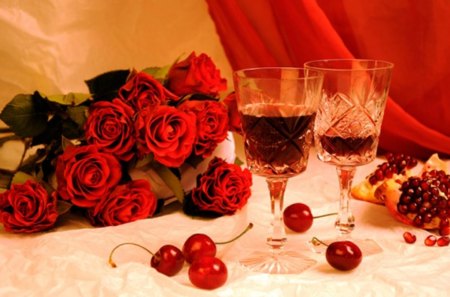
[352, 153, 418, 204]
[367, 152, 418, 185]
[382, 170, 450, 231]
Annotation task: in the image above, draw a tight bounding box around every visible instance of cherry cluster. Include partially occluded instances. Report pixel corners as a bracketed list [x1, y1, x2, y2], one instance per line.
[108, 223, 253, 290]
[283, 202, 362, 271]
[368, 152, 418, 185]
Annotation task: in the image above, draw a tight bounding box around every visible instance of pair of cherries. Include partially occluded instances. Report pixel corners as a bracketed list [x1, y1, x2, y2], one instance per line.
[283, 202, 363, 271]
[108, 223, 253, 290]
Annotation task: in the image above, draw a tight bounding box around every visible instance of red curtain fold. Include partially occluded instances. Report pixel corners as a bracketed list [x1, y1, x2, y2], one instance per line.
[206, 0, 450, 159]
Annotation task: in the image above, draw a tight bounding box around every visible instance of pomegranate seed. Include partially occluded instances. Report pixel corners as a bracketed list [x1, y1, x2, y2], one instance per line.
[402, 231, 416, 244]
[437, 236, 450, 247]
[424, 235, 437, 246]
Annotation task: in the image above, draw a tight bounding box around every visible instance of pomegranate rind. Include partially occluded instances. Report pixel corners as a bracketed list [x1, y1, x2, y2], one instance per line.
[352, 173, 409, 205]
[422, 153, 448, 173]
[351, 180, 383, 205]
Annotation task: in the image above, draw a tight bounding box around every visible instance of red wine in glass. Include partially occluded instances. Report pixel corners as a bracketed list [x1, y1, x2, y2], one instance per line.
[240, 103, 316, 177]
[318, 134, 377, 166]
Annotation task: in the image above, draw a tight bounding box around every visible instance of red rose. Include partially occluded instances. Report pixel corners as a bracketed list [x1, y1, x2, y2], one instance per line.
[84, 99, 136, 161]
[87, 179, 157, 226]
[223, 92, 242, 134]
[0, 180, 58, 233]
[135, 105, 197, 167]
[118, 71, 178, 110]
[55, 145, 122, 208]
[179, 100, 229, 158]
[189, 157, 252, 215]
[167, 52, 227, 97]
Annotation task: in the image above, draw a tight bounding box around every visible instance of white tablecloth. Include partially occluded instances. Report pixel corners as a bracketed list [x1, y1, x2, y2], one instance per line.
[1, 153, 449, 297]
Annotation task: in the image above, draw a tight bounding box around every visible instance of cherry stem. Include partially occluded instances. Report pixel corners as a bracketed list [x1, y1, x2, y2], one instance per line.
[313, 212, 338, 219]
[311, 237, 329, 247]
[215, 222, 254, 245]
[108, 242, 155, 268]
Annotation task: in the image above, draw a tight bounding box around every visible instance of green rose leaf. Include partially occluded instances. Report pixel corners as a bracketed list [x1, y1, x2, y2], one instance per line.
[11, 171, 36, 185]
[0, 93, 49, 137]
[151, 162, 184, 203]
[234, 157, 244, 166]
[57, 200, 72, 216]
[67, 105, 88, 127]
[42, 92, 91, 106]
[85, 69, 130, 100]
[142, 64, 171, 82]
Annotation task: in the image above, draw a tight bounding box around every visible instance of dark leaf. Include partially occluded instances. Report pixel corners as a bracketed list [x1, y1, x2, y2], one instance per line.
[57, 200, 72, 216]
[66, 105, 88, 127]
[40, 92, 91, 106]
[142, 65, 171, 82]
[151, 162, 184, 203]
[185, 153, 205, 169]
[182, 193, 222, 218]
[11, 171, 35, 185]
[85, 69, 130, 101]
[31, 115, 63, 146]
[0, 93, 49, 137]
[62, 118, 84, 139]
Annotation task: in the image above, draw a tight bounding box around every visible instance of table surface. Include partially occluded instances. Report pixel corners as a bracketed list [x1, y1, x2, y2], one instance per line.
[1, 152, 449, 297]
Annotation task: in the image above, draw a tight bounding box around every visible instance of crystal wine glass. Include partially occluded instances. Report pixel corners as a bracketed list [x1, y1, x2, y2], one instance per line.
[304, 59, 394, 252]
[233, 67, 323, 274]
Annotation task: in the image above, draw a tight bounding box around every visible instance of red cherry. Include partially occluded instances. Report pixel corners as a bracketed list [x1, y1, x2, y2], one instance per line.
[150, 244, 185, 276]
[108, 242, 185, 277]
[182, 223, 254, 264]
[283, 203, 313, 232]
[283, 203, 336, 233]
[325, 241, 362, 271]
[188, 256, 228, 290]
[183, 233, 217, 264]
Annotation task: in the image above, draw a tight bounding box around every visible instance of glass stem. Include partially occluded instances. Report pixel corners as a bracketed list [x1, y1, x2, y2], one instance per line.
[266, 177, 288, 251]
[335, 166, 356, 236]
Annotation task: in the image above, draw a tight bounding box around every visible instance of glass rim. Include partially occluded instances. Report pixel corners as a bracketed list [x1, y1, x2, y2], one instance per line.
[304, 59, 394, 71]
[233, 67, 323, 80]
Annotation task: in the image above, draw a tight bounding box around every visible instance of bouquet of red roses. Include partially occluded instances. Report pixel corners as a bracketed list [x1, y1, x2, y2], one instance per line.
[0, 52, 252, 233]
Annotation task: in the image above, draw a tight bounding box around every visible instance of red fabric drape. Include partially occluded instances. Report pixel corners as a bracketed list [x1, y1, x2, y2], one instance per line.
[206, 0, 450, 159]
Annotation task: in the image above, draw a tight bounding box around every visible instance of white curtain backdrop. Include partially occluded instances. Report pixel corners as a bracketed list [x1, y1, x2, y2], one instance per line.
[0, 0, 232, 107]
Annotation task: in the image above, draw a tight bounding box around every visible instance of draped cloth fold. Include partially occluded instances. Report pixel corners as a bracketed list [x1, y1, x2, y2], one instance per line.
[206, 0, 450, 159]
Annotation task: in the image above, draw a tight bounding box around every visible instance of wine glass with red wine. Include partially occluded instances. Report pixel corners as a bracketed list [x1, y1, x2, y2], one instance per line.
[233, 67, 323, 274]
[305, 59, 393, 252]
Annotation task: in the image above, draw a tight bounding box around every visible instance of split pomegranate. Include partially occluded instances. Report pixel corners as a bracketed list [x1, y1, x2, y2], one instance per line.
[352, 152, 418, 205]
[367, 153, 418, 185]
[384, 170, 450, 230]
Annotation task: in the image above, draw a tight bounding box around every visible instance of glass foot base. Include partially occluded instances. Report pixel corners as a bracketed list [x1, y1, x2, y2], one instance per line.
[308, 237, 383, 256]
[239, 250, 317, 274]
